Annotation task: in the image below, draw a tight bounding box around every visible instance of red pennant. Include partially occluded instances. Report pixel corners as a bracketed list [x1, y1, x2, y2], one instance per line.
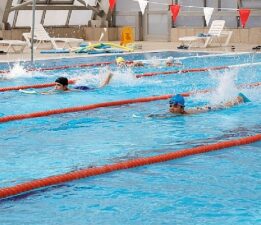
[239, 8, 251, 28]
[170, 4, 180, 22]
[109, 0, 116, 12]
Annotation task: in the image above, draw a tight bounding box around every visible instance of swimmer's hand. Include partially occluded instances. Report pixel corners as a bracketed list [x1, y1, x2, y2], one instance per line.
[19, 89, 37, 94]
[147, 113, 175, 118]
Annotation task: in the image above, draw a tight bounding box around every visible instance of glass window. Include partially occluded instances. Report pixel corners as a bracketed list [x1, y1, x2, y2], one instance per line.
[44, 10, 69, 26]
[69, 10, 92, 25]
[16, 10, 43, 27]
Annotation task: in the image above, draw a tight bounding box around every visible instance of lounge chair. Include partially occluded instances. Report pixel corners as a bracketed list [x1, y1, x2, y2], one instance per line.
[23, 24, 84, 50]
[179, 20, 233, 48]
[0, 40, 27, 53]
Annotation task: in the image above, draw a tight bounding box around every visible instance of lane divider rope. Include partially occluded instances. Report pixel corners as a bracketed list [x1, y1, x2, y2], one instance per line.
[0, 61, 113, 74]
[0, 65, 230, 92]
[1, 61, 261, 92]
[0, 52, 254, 74]
[0, 134, 260, 199]
[0, 82, 260, 124]
[0, 80, 76, 92]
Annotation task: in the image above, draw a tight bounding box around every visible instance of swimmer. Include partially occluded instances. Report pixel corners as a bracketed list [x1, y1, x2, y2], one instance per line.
[116, 57, 144, 67]
[41, 73, 113, 94]
[116, 56, 181, 68]
[169, 93, 250, 115]
[165, 56, 182, 67]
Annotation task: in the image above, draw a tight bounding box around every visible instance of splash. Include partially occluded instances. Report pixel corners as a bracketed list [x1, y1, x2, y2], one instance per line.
[108, 67, 138, 86]
[209, 69, 239, 105]
[6, 63, 30, 79]
[74, 72, 100, 86]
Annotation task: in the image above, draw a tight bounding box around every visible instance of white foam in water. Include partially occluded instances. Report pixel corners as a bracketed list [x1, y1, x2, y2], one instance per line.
[208, 69, 239, 105]
[109, 67, 139, 86]
[74, 72, 100, 86]
[5, 63, 49, 79]
[147, 56, 162, 67]
[6, 63, 30, 79]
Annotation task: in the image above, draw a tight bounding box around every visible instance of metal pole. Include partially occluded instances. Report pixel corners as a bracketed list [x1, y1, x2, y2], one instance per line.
[31, 0, 36, 64]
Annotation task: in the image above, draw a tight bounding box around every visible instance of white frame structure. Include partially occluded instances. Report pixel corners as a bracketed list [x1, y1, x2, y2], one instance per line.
[1, 0, 109, 29]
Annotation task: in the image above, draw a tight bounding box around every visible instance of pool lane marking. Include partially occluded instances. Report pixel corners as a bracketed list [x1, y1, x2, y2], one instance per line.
[0, 61, 112, 74]
[0, 133, 260, 200]
[0, 52, 259, 74]
[0, 80, 76, 92]
[0, 82, 260, 124]
[136, 61, 261, 78]
[1, 61, 261, 92]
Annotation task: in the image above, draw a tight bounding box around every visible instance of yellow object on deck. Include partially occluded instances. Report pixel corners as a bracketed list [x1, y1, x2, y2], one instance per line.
[120, 27, 134, 46]
[104, 42, 133, 52]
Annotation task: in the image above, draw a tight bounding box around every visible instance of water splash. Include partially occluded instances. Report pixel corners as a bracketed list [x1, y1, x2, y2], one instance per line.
[109, 67, 139, 86]
[209, 69, 239, 105]
[74, 72, 100, 87]
[7, 63, 30, 79]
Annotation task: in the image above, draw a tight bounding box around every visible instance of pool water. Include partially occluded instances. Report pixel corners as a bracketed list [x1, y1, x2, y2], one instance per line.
[0, 51, 260, 225]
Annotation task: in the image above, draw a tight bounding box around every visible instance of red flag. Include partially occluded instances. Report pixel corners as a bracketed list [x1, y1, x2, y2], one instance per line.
[170, 4, 180, 22]
[239, 8, 251, 28]
[109, 0, 116, 12]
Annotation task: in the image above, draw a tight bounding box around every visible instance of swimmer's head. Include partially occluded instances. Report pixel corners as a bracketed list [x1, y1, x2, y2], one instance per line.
[169, 94, 185, 114]
[169, 94, 185, 107]
[55, 77, 69, 91]
[166, 56, 174, 64]
[116, 57, 125, 65]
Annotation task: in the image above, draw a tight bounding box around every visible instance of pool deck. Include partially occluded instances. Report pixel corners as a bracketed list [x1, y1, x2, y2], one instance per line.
[0, 41, 259, 63]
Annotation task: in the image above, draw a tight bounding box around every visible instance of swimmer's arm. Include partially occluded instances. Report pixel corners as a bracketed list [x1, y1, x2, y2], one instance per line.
[188, 97, 243, 113]
[133, 61, 144, 67]
[187, 106, 212, 114]
[209, 96, 243, 109]
[19, 89, 38, 94]
[99, 72, 113, 88]
[223, 96, 243, 107]
[40, 89, 56, 95]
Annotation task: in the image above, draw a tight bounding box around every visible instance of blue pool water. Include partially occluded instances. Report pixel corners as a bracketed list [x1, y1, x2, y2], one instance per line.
[0, 51, 260, 225]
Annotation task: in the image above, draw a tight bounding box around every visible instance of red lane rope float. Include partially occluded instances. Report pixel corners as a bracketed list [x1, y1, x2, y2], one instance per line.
[0, 82, 260, 123]
[0, 80, 76, 92]
[0, 65, 230, 92]
[0, 61, 113, 74]
[0, 94, 172, 123]
[0, 134, 260, 199]
[135, 66, 229, 78]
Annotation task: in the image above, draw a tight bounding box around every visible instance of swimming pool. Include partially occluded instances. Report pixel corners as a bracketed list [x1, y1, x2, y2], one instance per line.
[0, 51, 260, 224]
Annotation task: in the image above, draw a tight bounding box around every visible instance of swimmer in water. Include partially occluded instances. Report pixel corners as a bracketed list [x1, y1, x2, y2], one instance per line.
[169, 93, 250, 115]
[165, 57, 182, 67]
[41, 73, 113, 94]
[116, 56, 182, 68]
[116, 57, 144, 67]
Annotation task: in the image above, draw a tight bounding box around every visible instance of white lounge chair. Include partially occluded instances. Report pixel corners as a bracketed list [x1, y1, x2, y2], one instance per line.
[23, 24, 84, 50]
[0, 40, 27, 53]
[179, 20, 233, 48]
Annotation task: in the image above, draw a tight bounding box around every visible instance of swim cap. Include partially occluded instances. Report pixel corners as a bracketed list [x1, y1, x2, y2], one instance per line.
[55, 77, 68, 86]
[116, 57, 125, 64]
[169, 94, 185, 107]
[166, 56, 174, 64]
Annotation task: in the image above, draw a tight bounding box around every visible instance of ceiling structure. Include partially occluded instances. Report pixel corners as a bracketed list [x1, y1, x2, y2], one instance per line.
[0, 0, 110, 29]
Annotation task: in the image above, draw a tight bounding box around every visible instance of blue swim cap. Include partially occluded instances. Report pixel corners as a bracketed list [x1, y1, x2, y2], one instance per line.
[169, 94, 185, 107]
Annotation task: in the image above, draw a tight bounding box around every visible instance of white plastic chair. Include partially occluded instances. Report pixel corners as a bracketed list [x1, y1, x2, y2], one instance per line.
[179, 20, 233, 48]
[23, 24, 84, 49]
[0, 40, 27, 53]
